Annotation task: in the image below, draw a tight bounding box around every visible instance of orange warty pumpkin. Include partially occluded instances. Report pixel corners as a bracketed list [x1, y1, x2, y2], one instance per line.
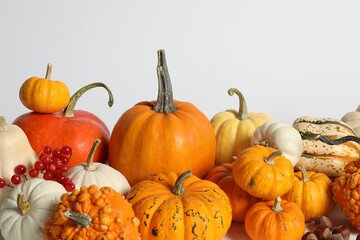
[44, 185, 140, 240]
[232, 145, 295, 200]
[333, 158, 360, 230]
[245, 196, 305, 240]
[126, 170, 232, 239]
[108, 50, 216, 186]
[13, 82, 113, 168]
[205, 162, 259, 222]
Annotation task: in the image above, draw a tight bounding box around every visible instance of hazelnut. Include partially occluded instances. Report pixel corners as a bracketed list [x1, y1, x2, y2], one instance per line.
[332, 225, 350, 240]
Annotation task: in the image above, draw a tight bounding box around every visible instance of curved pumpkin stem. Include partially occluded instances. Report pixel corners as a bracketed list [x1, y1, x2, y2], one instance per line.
[45, 63, 52, 79]
[172, 170, 192, 195]
[84, 139, 101, 171]
[298, 165, 310, 182]
[228, 88, 248, 120]
[17, 192, 31, 216]
[153, 49, 176, 113]
[63, 82, 114, 118]
[264, 150, 282, 166]
[271, 196, 283, 212]
[317, 135, 360, 145]
[64, 210, 92, 228]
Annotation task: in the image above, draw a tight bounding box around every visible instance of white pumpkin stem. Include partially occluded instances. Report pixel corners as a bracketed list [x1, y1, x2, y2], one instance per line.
[17, 192, 31, 216]
[0, 116, 10, 132]
[271, 196, 283, 212]
[45, 63, 52, 79]
[64, 210, 92, 228]
[84, 139, 101, 171]
[264, 150, 282, 166]
[228, 88, 248, 120]
[299, 165, 310, 182]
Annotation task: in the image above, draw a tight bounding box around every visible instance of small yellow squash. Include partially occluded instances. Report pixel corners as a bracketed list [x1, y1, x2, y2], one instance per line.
[211, 88, 272, 165]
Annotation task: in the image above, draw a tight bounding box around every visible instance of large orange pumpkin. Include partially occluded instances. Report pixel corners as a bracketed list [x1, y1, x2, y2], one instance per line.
[126, 170, 232, 239]
[108, 50, 216, 186]
[13, 82, 113, 168]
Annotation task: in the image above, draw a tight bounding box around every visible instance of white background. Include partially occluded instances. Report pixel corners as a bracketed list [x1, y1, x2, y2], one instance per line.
[1, 1, 360, 239]
[1, 0, 360, 131]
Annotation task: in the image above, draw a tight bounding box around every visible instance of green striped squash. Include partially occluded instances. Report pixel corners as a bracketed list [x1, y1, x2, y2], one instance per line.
[293, 116, 360, 177]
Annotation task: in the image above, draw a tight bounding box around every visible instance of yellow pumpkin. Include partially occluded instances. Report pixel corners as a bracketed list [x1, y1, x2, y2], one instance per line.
[19, 63, 70, 113]
[282, 165, 334, 221]
[211, 88, 272, 165]
[232, 145, 295, 200]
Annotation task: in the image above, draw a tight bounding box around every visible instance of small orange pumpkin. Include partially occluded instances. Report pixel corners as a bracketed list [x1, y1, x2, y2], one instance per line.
[282, 165, 334, 221]
[126, 170, 232, 239]
[205, 162, 259, 222]
[245, 196, 305, 240]
[44, 185, 140, 240]
[19, 63, 70, 113]
[232, 145, 295, 200]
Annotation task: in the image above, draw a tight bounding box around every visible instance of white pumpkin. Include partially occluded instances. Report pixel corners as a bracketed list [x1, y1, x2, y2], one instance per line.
[0, 178, 66, 240]
[341, 105, 360, 137]
[65, 139, 131, 194]
[251, 121, 303, 166]
[0, 116, 38, 205]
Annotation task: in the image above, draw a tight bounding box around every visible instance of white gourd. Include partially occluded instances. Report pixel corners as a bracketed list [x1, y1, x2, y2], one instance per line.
[0, 116, 38, 205]
[66, 139, 131, 194]
[341, 105, 360, 137]
[0, 178, 66, 240]
[251, 121, 303, 166]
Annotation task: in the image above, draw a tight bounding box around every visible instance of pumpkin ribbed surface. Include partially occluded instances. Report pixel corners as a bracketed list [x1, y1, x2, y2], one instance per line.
[126, 170, 232, 239]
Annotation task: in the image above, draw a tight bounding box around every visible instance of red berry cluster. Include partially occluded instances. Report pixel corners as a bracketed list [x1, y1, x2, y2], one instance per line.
[0, 145, 76, 192]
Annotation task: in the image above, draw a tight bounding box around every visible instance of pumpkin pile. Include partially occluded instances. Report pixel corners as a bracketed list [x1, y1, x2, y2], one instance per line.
[1, 49, 360, 240]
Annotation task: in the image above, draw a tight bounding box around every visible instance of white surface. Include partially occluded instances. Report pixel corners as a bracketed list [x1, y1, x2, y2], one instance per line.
[1, 1, 360, 129]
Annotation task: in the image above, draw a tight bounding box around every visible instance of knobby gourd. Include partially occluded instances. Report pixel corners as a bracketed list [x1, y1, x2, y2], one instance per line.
[44, 185, 141, 240]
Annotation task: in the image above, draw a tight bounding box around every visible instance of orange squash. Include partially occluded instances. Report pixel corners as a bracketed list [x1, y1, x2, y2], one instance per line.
[126, 170, 232, 239]
[205, 162, 259, 222]
[108, 50, 216, 185]
[282, 165, 334, 221]
[245, 196, 305, 240]
[19, 63, 70, 113]
[44, 185, 140, 240]
[232, 145, 295, 200]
